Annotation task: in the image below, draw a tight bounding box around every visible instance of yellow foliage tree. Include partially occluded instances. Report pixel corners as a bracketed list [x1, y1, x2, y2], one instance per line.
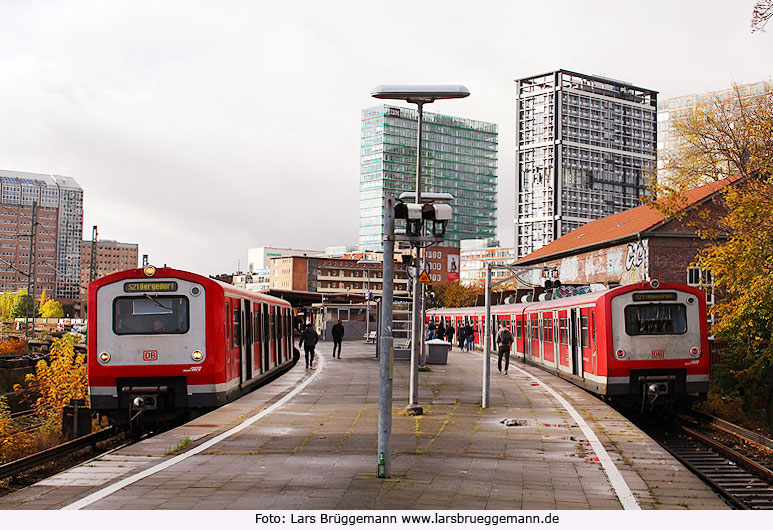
[40, 299, 65, 318]
[15, 335, 88, 433]
[0, 398, 32, 462]
[38, 289, 47, 311]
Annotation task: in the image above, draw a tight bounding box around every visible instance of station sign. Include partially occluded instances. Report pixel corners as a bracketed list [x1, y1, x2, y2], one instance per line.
[632, 292, 677, 302]
[124, 281, 178, 293]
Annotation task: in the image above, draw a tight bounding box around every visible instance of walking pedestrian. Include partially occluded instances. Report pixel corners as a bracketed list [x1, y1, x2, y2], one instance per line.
[496, 323, 513, 374]
[331, 319, 344, 359]
[464, 323, 474, 352]
[445, 324, 455, 350]
[298, 323, 319, 369]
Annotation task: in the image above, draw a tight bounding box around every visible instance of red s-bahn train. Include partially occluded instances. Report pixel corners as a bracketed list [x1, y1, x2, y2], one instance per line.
[427, 280, 710, 409]
[87, 266, 296, 426]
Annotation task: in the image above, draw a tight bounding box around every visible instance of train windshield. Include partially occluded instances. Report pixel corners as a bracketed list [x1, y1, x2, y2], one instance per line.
[624, 303, 687, 335]
[113, 296, 190, 335]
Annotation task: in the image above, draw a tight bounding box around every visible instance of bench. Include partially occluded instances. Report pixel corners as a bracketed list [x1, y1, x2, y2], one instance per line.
[364, 330, 377, 343]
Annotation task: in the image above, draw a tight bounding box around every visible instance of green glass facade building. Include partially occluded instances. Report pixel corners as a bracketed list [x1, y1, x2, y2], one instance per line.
[359, 104, 498, 251]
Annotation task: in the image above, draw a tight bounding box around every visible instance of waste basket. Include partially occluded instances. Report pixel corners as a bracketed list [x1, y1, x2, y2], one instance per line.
[425, 339, 450, 364]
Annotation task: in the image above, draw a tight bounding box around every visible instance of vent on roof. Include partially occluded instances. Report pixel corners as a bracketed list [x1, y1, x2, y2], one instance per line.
[616, 221, 627, 227]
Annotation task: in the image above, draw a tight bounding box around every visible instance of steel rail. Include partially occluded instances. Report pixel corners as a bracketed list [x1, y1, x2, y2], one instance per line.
[0, 426, 117, 481]
[682, 425, 773, 482]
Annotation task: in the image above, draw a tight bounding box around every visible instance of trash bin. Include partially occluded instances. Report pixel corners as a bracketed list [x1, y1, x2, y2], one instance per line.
[425, 339, 450, 364]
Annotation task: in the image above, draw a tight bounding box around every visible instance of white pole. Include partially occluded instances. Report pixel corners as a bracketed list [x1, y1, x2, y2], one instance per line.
[482, 262, 491, 408]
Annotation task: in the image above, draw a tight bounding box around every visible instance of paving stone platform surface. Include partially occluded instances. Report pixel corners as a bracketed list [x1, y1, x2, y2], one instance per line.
[0, 340, 729, 510]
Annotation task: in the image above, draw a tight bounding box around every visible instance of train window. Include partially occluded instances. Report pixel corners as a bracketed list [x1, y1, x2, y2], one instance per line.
[580, 316, 589, 348]
[559, 318, 568, 345]
[515, 318, 522, 338]
[592, 313, 596, 342]
[233, 307, 241, 347]
[625, 304, 687, 335]
[113, 296, 189, 335]
[543, 317, 552, 343]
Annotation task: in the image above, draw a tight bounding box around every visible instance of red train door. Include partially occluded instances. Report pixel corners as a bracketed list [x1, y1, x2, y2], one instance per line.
[253, 304, 262, 374]
[242, 299, 251, 384]
[580, 307, 595, 376]
[262, 304, 270, 371]
[570, 308, 581, 377]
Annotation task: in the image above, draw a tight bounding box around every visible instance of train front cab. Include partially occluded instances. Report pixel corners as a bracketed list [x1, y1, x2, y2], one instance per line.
[88, 271, 210, 423]
[606, 282, 710, 409]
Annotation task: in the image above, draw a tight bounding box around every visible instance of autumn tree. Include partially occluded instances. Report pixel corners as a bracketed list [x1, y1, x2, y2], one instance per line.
[14, 335, 88, 435]
[0, 290, 16, 322]
[657, 84, 773, 428]
[39, 299, 65, 318]
[752, 0, 773, 32]
[0, 398, 33, 462]
[427, 281, 482, 309]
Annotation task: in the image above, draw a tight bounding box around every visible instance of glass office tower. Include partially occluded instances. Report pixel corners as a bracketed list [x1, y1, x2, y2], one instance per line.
[515, 70, 657, 258]
[359, 105, 498, 251]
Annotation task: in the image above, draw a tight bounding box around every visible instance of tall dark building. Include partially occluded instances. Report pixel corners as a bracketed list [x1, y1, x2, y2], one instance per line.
[515, 70, 657, 258]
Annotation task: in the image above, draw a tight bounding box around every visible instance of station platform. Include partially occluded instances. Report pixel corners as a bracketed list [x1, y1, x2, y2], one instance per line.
[0, 340, 729, 510]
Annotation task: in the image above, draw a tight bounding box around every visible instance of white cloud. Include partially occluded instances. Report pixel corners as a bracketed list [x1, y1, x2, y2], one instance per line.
[0, 0, 770, 274]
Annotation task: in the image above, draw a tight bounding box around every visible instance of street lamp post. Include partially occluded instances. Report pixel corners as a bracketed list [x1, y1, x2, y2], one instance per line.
[372, 85, 469, 414]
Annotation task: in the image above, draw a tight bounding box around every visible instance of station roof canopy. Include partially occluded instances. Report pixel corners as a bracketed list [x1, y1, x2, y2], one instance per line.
[267, 289, 367, 307]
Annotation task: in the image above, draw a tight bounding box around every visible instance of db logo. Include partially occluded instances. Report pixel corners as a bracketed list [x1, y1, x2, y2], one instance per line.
[143, 350, 158, 361]
[651, 350, 665, 360]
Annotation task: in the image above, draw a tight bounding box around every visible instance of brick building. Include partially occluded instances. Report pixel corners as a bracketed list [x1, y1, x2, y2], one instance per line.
[514, 177, 740, 326]
[81, 239, 138, 316]
[0, 169, 83, 310]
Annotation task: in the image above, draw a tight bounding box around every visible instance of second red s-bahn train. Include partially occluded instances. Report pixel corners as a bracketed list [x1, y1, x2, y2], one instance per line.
[427, 280, 710, 409]
[87, 266, 297, 427]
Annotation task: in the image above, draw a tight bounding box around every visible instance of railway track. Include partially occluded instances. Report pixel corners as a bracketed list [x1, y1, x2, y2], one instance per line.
[0, 426, 123, 485]
[640, 413, 773, 509]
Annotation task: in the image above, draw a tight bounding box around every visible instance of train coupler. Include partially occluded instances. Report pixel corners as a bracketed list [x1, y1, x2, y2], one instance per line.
[638, 375, 676, 412]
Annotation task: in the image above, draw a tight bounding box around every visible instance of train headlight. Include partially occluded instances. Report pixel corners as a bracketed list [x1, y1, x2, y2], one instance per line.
[689, 347, 701, 358]
[191, 350, 203, 362]
[144, 265, 156, 277]
[614, 348, 627, 359]
[650, 279, 660, 289]
[99, 351, 111, 363]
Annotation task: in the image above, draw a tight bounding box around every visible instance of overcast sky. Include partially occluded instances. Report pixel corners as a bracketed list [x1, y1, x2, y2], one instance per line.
[0, 0, 771, 276]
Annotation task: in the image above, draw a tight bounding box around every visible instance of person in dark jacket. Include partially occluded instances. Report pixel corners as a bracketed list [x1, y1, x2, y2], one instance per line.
[437, 322, 446, 342]
[299, 323, 319, 369]
[445, 324, 455, 350]
[331, 319, 345, 359]
[463, 323, 474, 351]
[457, 324, 465, 349]
[495, 323, 514, 374]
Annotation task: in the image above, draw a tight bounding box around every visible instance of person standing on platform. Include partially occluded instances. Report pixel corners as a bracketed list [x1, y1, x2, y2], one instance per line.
[331, 319, 344, 359]
[457, 324, 465, 349]
[464, 323, 474, 352]
[496, 323, 513, 374]
[299, 323, 319, 369]
[445, 324, 455, 350]
[437, 322, 446, 343]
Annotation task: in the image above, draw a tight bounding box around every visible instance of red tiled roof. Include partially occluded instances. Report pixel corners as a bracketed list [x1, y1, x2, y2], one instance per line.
[516, 176, 740, 264]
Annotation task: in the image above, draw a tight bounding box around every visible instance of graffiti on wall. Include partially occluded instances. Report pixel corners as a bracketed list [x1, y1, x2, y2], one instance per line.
[540, 240, 649, 286]
[620, 240, 648, 284]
